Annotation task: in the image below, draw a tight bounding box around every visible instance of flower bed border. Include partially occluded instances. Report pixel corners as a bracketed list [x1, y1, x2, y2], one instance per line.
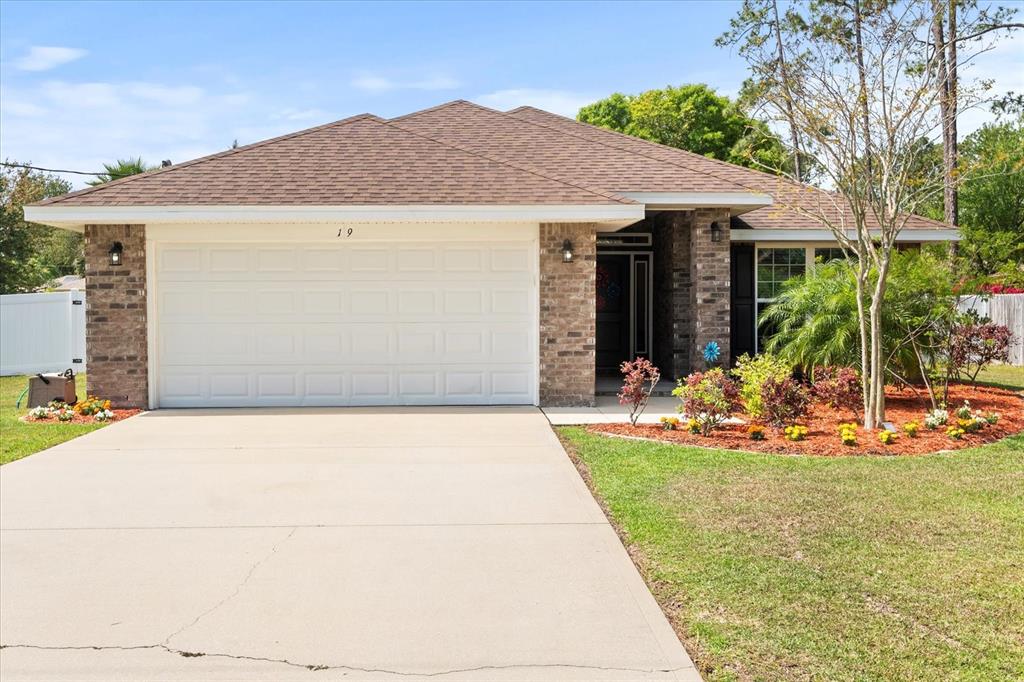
[589, 383, 1023, 457]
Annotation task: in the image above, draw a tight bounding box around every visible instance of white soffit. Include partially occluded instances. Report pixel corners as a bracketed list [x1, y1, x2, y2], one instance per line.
[24, 204, 646, 232]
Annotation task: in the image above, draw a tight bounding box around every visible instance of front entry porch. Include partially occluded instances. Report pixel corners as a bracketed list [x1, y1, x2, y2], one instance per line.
[592, 209, 732, 399]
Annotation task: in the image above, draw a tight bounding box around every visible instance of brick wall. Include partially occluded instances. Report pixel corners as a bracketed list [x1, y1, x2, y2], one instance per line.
[539, 223, 596, 407]
[84, 225, 148, 408]
[652, 211, 693, 381]
[689, 208, 731, 371]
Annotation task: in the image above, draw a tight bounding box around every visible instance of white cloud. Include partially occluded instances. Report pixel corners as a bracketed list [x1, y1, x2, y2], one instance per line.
[474, 88, 596, 117]
[14, 46, 87, 72]
[350, 71, 460, 93]
[0, 78, 264, 188]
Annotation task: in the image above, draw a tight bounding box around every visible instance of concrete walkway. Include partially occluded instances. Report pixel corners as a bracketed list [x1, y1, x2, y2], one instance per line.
[543, 396, 682, 425]
[0, 408, 700, 681]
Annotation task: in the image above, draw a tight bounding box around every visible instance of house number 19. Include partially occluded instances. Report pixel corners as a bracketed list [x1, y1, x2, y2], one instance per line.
[337, 228, 353, 238]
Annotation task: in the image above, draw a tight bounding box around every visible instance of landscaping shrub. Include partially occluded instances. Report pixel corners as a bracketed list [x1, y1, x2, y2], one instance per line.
[948, 322, 1012, 383]
[672, 368, 740, 436]
[759, 376, 811, 427]
[747, 425, 766, 441]
[812, 365, 862, 414]
[733, 353, 791, 418]
[903, 422, 919, 438]
[878, 430, 898, 445]
[618, 357, 661, 426]
[659, 416, 680, 431]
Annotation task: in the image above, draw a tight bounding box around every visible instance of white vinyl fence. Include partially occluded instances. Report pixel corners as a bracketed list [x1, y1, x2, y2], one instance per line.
[958, 293, 1024, 366]
[0, 291, 87, 376]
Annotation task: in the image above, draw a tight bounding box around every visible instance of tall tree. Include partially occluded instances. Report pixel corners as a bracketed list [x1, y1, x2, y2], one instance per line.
[577, 84, 791, 174]
[726, 1, 981, 428]
[86, 157, 155, 186]
[929, 1, 1021, 226]
[0, 163, 73, 293]
[956, 116, 1024, 274]
[718, 0, 809, 181]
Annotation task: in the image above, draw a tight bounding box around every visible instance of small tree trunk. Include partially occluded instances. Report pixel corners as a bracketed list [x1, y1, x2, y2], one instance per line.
[854, 263, 873, 428]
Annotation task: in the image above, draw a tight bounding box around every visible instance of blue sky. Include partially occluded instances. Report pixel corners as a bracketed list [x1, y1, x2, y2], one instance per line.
[2, 0, 1021, 188]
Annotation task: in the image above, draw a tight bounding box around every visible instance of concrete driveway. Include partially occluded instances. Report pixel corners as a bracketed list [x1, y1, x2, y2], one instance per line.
[0, 408, 699, 681]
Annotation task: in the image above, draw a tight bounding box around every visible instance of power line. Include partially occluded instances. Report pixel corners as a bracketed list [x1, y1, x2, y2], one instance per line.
[0, 161, 150, 179]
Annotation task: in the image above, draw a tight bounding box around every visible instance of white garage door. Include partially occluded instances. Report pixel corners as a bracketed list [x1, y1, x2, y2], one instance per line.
[153, 238, 537, 407]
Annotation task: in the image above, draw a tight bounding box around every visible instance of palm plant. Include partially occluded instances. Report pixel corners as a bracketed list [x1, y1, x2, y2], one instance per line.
[86, 157, 154, 185]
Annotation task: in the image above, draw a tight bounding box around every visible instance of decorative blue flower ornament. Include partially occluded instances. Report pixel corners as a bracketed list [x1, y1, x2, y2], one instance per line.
[703, 341, 721, 365]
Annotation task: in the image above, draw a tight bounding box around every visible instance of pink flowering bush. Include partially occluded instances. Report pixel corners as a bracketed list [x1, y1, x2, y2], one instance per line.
[618, 357, 661, 426]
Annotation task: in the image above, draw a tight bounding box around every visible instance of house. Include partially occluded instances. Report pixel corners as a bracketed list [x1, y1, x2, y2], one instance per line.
[25, 100, 957, 409]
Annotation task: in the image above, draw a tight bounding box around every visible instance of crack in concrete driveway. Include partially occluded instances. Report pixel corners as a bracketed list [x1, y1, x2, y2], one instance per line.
[1, 407, 700, 681]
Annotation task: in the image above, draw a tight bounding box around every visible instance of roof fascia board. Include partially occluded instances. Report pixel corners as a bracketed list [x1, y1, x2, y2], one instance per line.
[25, 204, 646, 231]
[731, 228, 960, 242]
[618, 191, 772, 216]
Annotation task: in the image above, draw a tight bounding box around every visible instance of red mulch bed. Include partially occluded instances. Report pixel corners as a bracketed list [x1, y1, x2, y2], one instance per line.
[20, 409, 141, 425]
[590, 383, 1024, 456]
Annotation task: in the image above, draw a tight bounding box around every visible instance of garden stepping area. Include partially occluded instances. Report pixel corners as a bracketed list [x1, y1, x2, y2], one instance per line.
[591, 383, 1023, 456]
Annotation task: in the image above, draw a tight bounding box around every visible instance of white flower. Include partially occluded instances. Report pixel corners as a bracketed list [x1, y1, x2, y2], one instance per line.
[924, 409, 949, 429]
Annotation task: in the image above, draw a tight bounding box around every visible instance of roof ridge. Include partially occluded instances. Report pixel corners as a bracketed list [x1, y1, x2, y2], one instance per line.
[387, 99, 480, 123]
[384, 117, 636, 206]
[38, 113, 382, 205]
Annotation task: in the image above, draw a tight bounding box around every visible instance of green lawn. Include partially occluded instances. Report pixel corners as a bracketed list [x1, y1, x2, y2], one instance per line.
[560, 427, 1024, 681]
[974, 364, 1024, 392]
[0, 374, 106, 465]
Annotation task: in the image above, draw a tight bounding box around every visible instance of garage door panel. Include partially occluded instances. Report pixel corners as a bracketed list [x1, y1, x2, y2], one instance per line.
[155, 239, 536, 407]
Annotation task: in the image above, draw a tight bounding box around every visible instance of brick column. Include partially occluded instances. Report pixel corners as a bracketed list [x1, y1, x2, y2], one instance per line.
[539, 223, 596, 407]
[84, 225, 148, 408]
[652, 211, 693, 381]
[689, 208, 731, 371]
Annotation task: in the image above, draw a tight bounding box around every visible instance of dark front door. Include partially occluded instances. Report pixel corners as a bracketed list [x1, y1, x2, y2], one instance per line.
[730, 243, 755, 362]
[596, 252, 652, 373]
[596, 254, 630, 373]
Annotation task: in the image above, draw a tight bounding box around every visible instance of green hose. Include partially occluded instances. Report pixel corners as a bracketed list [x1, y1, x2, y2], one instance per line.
[16, 387, 28, 409]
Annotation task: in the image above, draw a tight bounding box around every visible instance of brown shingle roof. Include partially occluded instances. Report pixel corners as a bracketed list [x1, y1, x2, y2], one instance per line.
[38, 113, 631, 207]
[392, 101, 757, 194]
[504, 105, 947, 231]
[35, 99, 954, 233]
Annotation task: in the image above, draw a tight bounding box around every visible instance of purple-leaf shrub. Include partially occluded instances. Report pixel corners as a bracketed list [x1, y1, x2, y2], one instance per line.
[618, 357, 661, 426]
[948, 322, 1012, 383]
[812, 366, 862, 414]
[671, 368, 740, 435]
[760, 377, 811, 427]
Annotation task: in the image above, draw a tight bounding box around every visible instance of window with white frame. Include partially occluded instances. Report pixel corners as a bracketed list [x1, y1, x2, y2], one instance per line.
[753, 244, 862, 351]
[755, 247, 806, 351]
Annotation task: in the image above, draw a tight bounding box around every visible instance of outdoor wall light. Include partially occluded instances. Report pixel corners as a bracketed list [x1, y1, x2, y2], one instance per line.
[562, 239, 575, 263]
[108, 241, 124, 266]
[710, 221, 723, 243]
